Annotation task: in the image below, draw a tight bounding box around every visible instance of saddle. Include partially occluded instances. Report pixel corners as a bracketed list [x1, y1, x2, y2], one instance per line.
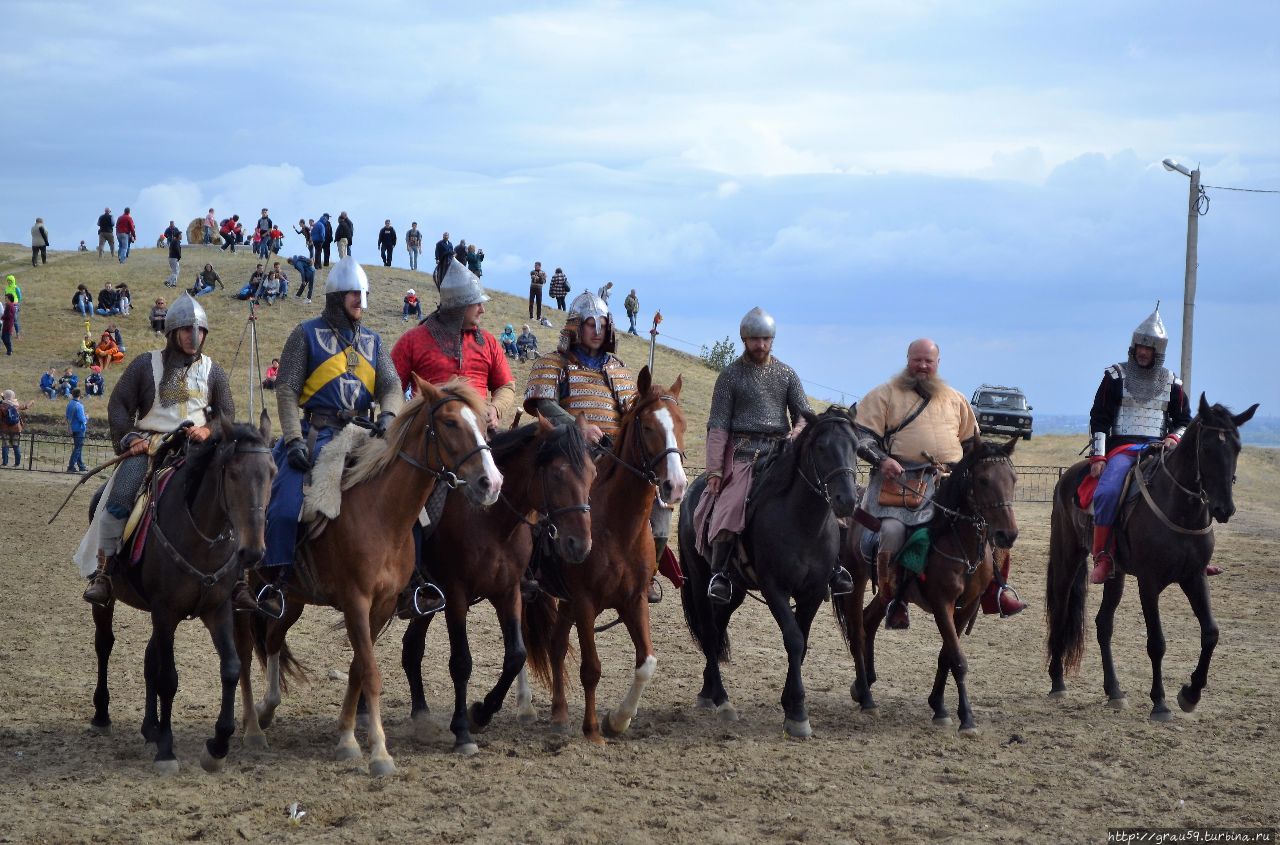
[1072, 451, 1154, 514]
[122, 464, 179, 567]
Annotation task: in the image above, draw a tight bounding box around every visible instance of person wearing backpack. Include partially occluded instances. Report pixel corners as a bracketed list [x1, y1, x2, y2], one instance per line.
[1, 389, 33, 467]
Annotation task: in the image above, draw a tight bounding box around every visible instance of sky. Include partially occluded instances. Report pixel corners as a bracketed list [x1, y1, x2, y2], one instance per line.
[2, 0, 1277, 416]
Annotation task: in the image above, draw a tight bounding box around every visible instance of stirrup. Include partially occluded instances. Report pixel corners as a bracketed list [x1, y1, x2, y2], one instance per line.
[707, 571, 733, 605]
[254, 583, 287, 620]
[829, 565, 854, 597]
[996, 584, 1026, 618]
[405, 582, 446, 618]
[646, 577, 663, 604]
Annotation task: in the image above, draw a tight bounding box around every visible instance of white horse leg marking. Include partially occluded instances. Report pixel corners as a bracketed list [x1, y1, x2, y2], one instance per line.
[515, 666, 536, 723]
[459, 406, 503, 504]
[652, 408, 687, 503]
[257, 654, 281, 723]
[609, 655, 657, 735]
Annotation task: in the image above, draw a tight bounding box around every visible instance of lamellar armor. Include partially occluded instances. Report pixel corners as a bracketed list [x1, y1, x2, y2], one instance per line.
[524, 354, 637, 438]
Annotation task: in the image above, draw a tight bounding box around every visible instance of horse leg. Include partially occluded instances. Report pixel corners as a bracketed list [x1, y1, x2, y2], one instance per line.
[929, 596, 977, 735]
[401, 614, 433, 727]
[862, 592, 886, 689]
[573, 601, 606, 744]
[761, 585, 812, 739]
[444, 595, 479, 756]
[90, 601, 115, 735]
[234, 612, 268, 750]
[928, 647, 952, 726]
[514, 665, 536, 724]
[141, 633, 160, 750]
[469, 590, 526, 733]
[257, 599, 303, 729]
[1177, 573, 1218, 713]
[1137, 579, 1172, 721]
[149, 616, 181, 773]
[1096, 576, 1128, 707]
[603, 596, 657, 738]
[339, 599, 396, 776]
[547, 602, 575, 733]
[200, 604, 240, 773]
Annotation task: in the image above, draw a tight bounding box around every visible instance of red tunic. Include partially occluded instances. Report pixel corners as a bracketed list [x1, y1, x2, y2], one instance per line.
[391, 324, 512, 397]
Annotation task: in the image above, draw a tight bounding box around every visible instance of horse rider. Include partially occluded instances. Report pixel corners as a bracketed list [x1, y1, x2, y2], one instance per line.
[389, 257, 516, 617]
[258, 256, 404, 617]
[855, 338, 1028, 630]
[1087, 304, 1192, 584]
[523, 290, 667, 603]
[81, 294, 261, 611]
[695, 306, 855, 605]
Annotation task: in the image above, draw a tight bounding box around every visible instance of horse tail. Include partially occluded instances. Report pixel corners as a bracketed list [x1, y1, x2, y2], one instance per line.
[678, 545, 730, 664]
[251, 612, 306, 692]
[521, 591, 562, 690]
[1045, 475, 1087, 676]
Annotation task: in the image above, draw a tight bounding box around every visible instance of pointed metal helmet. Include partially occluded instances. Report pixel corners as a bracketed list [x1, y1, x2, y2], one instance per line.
[559, 291, 615, 354]
[569, 291, 610, 323]
[163, 293, 209, 336]
[1131, 302, 1168, 357]
[325, 255, 370, 308]
[438, 258, 489, 310]
[739, 306, 776, 339]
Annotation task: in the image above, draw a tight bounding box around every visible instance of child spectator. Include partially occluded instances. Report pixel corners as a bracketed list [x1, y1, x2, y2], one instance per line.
[269, 225, 285, 254]
[517, 323, 539, 361]
[150, 298, 168, 334]
[499, 323, 518, 358]
[77, 334, 95, 367]
[1, 389, 33, 467]
[40, 368, 57, 399]
[58, 367, 79, 398]
[402, 289, 421, 322]
[6, 274, 23, 304]
[72, 284, 93, 317]
[262, 358, 280, 390]
[1, 294, 17, 355]
[219, 215, 239, 252]
[85, 365, 105, 397]
[116, 283, 132, 315]
[107, 322, 125, 353]
[66, 389, 88, 472]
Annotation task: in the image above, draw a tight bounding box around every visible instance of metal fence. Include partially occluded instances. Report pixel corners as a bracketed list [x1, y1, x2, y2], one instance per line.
[2, 432, 116, 474]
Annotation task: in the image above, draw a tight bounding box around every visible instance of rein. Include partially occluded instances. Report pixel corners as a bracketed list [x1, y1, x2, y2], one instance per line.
[496, 452, 591, 542]
[928, 455, 1016, 576]
[1135, 421, 1230, 536]
[795, 415, 858, 504]
[598, 393, 685, 487]
[397, 394, 493, 489]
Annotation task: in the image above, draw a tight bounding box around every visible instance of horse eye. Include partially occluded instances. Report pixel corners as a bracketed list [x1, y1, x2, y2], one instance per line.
[444, 420, 459, 428]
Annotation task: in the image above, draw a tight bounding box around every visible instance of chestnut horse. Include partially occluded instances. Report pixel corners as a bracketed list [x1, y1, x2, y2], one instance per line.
[835, 437, 1019, 734]
[397, 413, 596, 755]
[88, 413, 275, 774]
[523, 368, 688, 743]
[1046, 395, 1258, 721]
[236, 377, 503, 776]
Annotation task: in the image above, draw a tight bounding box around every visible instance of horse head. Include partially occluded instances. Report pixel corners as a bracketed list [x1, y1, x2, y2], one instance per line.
[531, 413, 596, 563]
[797, 405, 859, 518]
[205, 408, 275, 568]
[952, 435, 1019, 549]
[628, 367, 688, 506]
[1192, 393, 1259, 524]
[409, 375, 504, 506]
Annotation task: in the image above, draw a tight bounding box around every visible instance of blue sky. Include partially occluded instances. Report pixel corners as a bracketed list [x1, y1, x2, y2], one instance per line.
[2, 0, 1277, 416]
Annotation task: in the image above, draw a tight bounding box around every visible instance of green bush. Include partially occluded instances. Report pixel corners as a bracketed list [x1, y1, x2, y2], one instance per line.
[699, 336, 737, 371]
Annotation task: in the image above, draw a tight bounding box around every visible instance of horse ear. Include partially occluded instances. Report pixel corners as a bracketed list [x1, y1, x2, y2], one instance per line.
[637, 366, 652, 397]
[1001, 435, 1018, 456]
[205, 407, 224, 439]
[962, 433, 982, 455]
[414, 373, 441, 402]
[536, 411, 554, 433]
[1232, 403, 1260, 427]
[258, 407, 272, 443]
[669, 374, 683, 398]
[1198, 392, 1211, 417]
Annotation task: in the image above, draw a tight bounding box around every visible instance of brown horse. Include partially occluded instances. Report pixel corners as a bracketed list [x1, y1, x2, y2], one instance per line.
[397, 413, 596, 755]
[835, 437, 1019, 734]
[523, 367, 688, 743]
[1046, 396, 1258, 720]
[236, 377, 503, 776]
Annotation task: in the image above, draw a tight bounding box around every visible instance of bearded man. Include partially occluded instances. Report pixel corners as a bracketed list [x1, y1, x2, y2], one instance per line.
[855, 338, 1027, 629]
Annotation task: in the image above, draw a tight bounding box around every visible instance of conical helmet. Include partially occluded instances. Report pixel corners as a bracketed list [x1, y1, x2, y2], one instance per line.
[164, 293, 209, 336]
[325, 256, 369, 308]
[1131, 302, 1168, 357]
[559, 291, 615, 354]
[568, 291, 609, 323]
[438, 258, 489, 310]
[739, 306, 776, 340]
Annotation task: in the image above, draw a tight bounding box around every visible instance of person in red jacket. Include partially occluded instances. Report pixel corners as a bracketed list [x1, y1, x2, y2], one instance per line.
[219, 215, 240, 252]
[116, 207, 137, 264]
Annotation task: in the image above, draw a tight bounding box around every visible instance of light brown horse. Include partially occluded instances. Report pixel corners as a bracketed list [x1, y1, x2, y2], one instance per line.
[523, 367, 688, 743]
[835, 437, 1019, 734]
[236, 376, 503, 776]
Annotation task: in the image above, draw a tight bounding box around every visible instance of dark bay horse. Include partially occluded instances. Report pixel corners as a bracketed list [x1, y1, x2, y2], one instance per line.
[835, 437, 1019, 735]
[88, 413, 275, 774]
[679, 406, 859, 738]
[398, 413, 596, 756]
[523, 368, 688, 743]
[1046, 395, 1258, 721]
[237, 377, 503, 776]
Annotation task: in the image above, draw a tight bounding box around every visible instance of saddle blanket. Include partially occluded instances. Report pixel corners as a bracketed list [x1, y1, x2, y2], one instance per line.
[300, 423, 371, 523]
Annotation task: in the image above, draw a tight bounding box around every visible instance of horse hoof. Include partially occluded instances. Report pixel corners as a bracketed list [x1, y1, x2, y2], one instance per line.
[1107, 696, 1129, 711]
[453, 742, 479, 758]
[200, 748, 225, 773]
[1177, 689, 1198, 713]
[860, 703, 880, 716]
[585, 732, 607, 746]
[255, 710, 274, 730]
[958, 725, 979, 738]
[695, 696, 716, 710]
[369, 758, 397, 778]
[88, 721, 112, 737]
[932, 716, 952, 728]
[468, 702, 491, 734]
[784, 718, 812, 739]
[1150, 708, 1174, 723]
[716, 702, 739, 723]
[154, 758, 180, 776]
[516, 707, 537, 726]
[242, 733, 269, 752]
[335, 743, 363, 762]
[549, 721, 572, 736]
[1047, 689, 1067, 700]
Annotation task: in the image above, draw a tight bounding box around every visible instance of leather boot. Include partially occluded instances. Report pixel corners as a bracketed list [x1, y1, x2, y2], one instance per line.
[1089, 525, 1114, 585]
[829, 564, 854, 597]
[706, 540, 735, 605]
[231, 577, 262, 614]
[981, 552, 1027, 617]
[82, 550, 113, 607]
[1204, 564, 1224, 577]
[879, 550, 909, 630]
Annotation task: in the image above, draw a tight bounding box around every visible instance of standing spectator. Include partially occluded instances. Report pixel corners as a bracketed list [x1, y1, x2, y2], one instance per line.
[72, 284, 93, 317]
[116, 207, 136, 263]
[597, 281, 614, 304]
[85, 365, 105, 397]
[97, 207, 115, 257]
[1, 389, 34, 467]
[499, 323, 518, 358]
[116, 283, 132, 315]
[233, 220, 245, 244]
[434, 231, 453, 283]
[312, 213, 333, 267]
[549, 267, 570, 310]
[164, 220, 183, 287]
[40, 368, 57, 399]
[5, 274, 22, 305]
[378, 219, 397, 267]
[256, 208, 273, 241]
[287, 255, 315, 302]
[262, 358, 280, 390]
[335, 211, 354, 259]
[466, 243, 484, 277]
[66, 389, 88, 473]
[150, 297, 168, 334]
[405, 222, 422, 271]
[624, 288, 640, 335]
[30, 218, 49, 266]
[219, 214, 239, 251]
[528, 261, 547, 321]
[204, 208, 217, 244]
[1, 294, 17, 354]
[295, 218, 313, 260]
[455, 239, 468, 266]
[252, 227, 269, 259]
[268, 224, 285, 255]
[402, 288, 421, 322]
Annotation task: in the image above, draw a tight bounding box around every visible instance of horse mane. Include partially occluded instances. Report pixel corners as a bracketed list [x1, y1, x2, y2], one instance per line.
[183, 422, 268, 505]
[927, 438, 1006, 538]
[750, 405, 852, 504]
[344, 378, 485, 488]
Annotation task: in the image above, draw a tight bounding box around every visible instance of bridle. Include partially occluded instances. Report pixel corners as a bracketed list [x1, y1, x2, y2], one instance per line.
[598, 393, 685, 488]
[796, 415, 859, 505]
[929, 454, 1017, 575]
[396, 394, 493, 489]
[497, 434, 592, 542]
[1137, 418, 1236, 535]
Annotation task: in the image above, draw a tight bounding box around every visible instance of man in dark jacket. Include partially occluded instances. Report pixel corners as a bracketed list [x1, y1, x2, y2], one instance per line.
[377, 220, 397, 267]
[434, 232, 453, 287]
[335, 212, 354, 260]
[311, 215, 333, 267]
[97, 208, 115, 258]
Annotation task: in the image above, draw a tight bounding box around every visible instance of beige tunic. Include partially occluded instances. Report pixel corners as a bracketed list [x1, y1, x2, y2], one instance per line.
[856, 381, 977, 464]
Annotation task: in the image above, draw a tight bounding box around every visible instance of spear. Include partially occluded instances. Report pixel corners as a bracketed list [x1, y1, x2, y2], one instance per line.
[647, 310, 663, 376]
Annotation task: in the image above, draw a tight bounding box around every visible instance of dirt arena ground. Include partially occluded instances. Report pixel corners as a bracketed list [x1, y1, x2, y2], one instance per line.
[1, 437, 1277, 844]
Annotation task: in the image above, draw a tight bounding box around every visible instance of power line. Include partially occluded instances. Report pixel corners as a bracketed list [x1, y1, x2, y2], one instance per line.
[1203, 184, 1280, 194]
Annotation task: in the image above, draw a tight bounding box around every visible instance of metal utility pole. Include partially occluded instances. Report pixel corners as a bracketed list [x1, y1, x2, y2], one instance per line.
[1180, 168, 1200, 396]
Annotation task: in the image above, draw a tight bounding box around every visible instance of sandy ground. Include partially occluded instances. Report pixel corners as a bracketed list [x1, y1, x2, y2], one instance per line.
[1, 437, 1277, 844]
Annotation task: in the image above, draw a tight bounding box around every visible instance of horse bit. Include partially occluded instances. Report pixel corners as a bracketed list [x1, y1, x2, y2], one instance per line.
[396, 394, 493, 489]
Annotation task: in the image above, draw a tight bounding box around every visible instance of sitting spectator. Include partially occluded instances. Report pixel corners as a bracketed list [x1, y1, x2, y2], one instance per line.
[1, 389, 34, 467]
[236, 265, 267, 300]
[85, 365, 105, 397]
[95, 284, 120, 316]
[499, 323, 518, 358]
[40, 368, 57, 399]
[94, 330, 125, 368]
[150, 298, 167, 334]
[270, 261, 289, 297]
[516, 323, 539, 361]
[262, 358, 280, 390]
[116, 283, 132, 315]
[189, 263, 222, 297]
[57, 367, 78, 398]
[77, 335, 95, 367]
[71, 284, 93, 317]
[78, 240, 89, 252]
[106, 322, 125, 353]
[258, 272, 281, 304]
[402, 288, 421, 322]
